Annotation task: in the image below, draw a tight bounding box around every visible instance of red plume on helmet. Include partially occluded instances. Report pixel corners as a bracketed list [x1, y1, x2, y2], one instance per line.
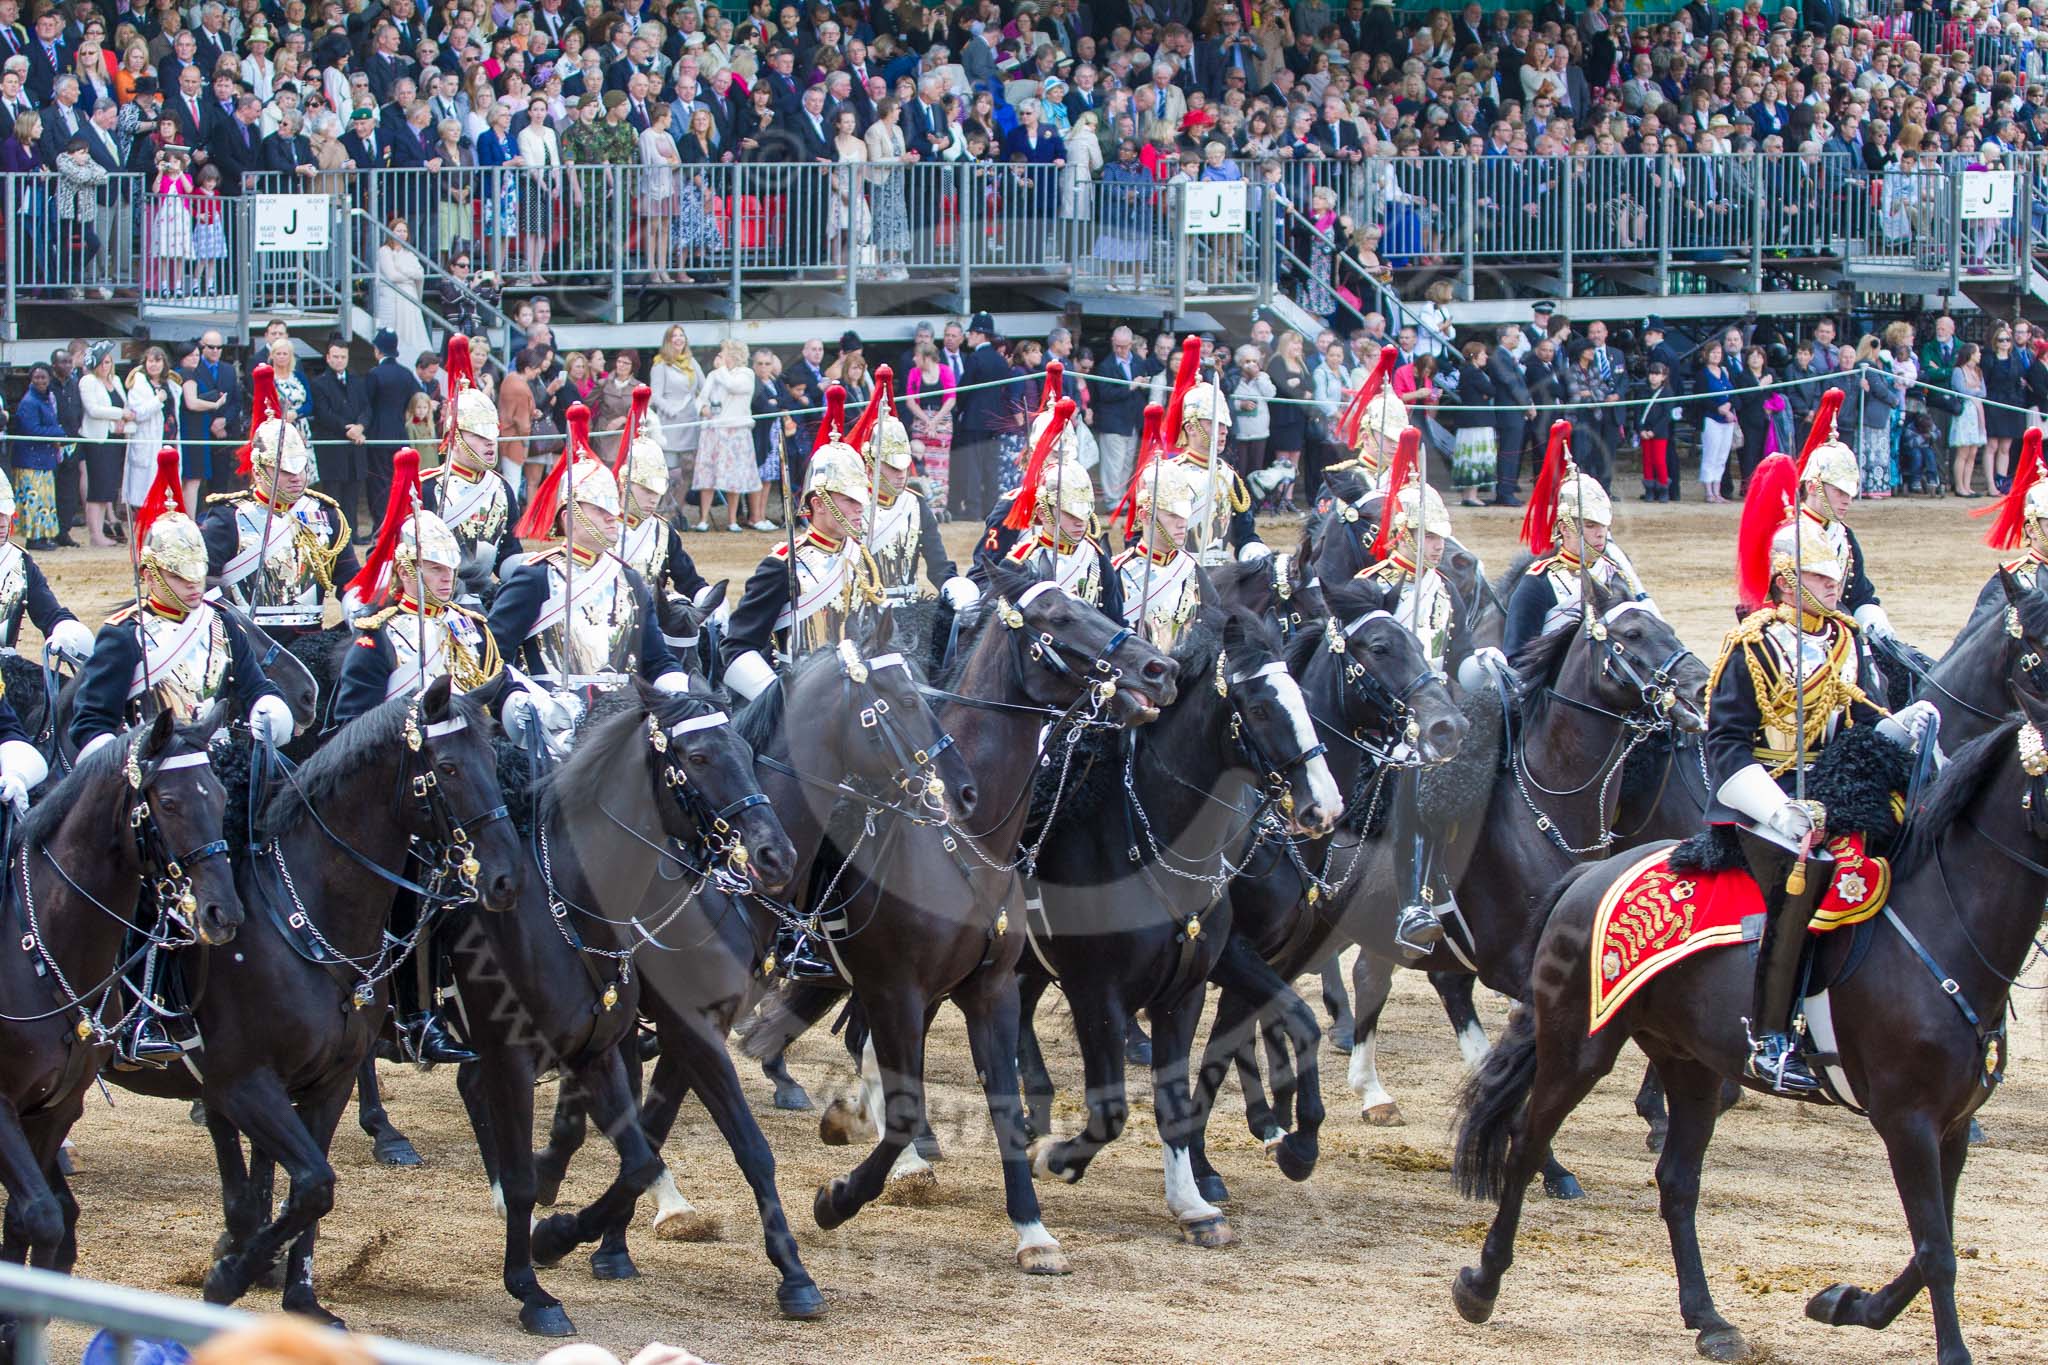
[1370, 428, 1422, 561]
[234, 363, 281, 479]
[133, 448, 186, 567]
[1735, 452, 1800, 611]
[1977, 426, 2046, 549]
[613, 384, 653, 478]
[1336, 348, 1397, 447]
[813, 385, 848, 453]
[1005, 398, 1077, 532]
[1114, 404, 1168, 536]
[1520, 419, 1574, 554]
[1161, 335, 1202, 451]
[844, 366, 893, 455]
[345, 447, 423, 608]
[1794, 388, 1846, 480]
[1039, 360, 1064, 412]
[515, 402, 595, 540]
[445, 334, 475, 394]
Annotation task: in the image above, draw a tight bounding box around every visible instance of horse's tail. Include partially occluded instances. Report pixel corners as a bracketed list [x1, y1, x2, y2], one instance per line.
[735, 979, 849, 1062]
[1451, 1004, 1538, 1203]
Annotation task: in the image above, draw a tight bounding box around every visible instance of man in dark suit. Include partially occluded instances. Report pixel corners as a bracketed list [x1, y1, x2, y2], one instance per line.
[951, 312, 1013, 520]
[79, 100, 123, 175]
[35, 76, 85, 166]
[1487, 327, 1535, 505]
[761, 46, 804, 119]
[206, 95, 264, 194]
[155, 28, 201, 99]
[790, 84, 833, 161]
[307, 335, 371, 534]
[1197, 11, 1262, 95]
[340, 103, 387, 170]
[362, 329, 424, 531]
[1091, 324, 1146, 511]
[23, 8, 67, 105]
[364, 23, 414, 102]
[167, 64, 213, 151]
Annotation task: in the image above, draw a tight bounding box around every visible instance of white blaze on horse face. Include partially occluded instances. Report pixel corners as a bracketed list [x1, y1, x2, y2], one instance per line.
[1162, 1143, 1221, 1223]
[862, 1035, 932, 1181]
[1271, 669, 1341, 824]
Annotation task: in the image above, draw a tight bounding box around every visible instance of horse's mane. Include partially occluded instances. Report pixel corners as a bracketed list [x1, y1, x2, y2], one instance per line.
[1892, 719, 2024, 878]
[14, 726, 139, 856]
[535, 685, 725, 825]
[1284, 577, 1391, 675]
[1511, 618, 1579, 691]
[732, 665, 791, 756]
[264, 690, 487, 839]
[930, 560, 1042, 687]
[1207, 557, 1273, 598]
[1491, 549, 1536, 612]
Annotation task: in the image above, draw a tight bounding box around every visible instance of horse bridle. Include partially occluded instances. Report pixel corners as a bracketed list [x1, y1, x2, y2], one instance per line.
[1218, 653, 1328, 824]
[1578, 600, 1698, 730]
[1316, 609, 1439, 759]
[991, 580, 1137, 717]
[755, 641, 960, 827]
[124, 737, 232, 937]
[643, 703, 770, 877]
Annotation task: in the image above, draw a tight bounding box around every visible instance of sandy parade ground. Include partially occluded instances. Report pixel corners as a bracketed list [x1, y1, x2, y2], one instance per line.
[22, 492, 2048, 1365]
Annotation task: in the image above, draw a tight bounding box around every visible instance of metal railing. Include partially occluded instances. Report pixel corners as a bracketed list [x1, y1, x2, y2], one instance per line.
[7, 151, 2048, 332]
[0, 1260, 499, 1365]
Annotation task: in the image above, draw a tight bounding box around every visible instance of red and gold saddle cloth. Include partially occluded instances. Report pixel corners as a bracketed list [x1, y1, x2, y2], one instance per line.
[1588, 834, 1890, 1034]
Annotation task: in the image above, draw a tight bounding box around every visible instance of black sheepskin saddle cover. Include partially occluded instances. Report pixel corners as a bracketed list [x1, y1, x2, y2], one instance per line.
[1666, 724, 1912, 873]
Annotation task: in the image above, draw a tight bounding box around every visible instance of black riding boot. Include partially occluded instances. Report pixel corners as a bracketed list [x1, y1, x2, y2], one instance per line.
[396, 908, 476, 1065]
[774, 923, 837, 980]
[1737, 829, 1831, 1095]
[1391, 772, 1444, 959]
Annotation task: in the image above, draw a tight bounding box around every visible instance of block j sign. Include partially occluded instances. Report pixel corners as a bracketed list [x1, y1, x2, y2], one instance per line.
[252, 195, 331, 253]
[1182, 182, 1247, 236]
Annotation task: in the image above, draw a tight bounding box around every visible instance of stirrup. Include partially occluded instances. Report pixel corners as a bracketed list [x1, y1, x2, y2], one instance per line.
[118, 1017, 183, 1070]
[1743, 1026, 1823, 1095]
[775, 928, 837, 981]
[1393, 903, 1444, 959]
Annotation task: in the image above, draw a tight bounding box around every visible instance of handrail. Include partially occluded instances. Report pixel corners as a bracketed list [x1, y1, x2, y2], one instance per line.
[348, 207, 516, 355]
[0, 1261, 501, 1365]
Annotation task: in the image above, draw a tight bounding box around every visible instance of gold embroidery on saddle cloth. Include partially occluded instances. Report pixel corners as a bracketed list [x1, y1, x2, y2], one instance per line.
[1588, 848, 1749, 1034]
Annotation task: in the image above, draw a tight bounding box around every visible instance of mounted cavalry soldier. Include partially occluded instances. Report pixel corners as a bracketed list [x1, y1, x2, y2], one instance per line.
[0, 469, 94, 664]
[72, 450, 296, 760]
[1160, 335, 1262, 564]
[613, 382, 715, 611]
[1112, 404, 1206, 651]
[1709, 452, 1937, 1093]
[203, 364, 358, 635]
[1505, 419, 1658, 655]
[332, 447, 504, 728]
[333, 447, 501, 1062]
[979, 398, 1120, 613]
[973, 362, 1083, 570]
[720, 393, 886, 702]
[1353, 428, 1478, 958]
[490, 403, 690, 746]
[1793, 388, 1888, 636]
[1974, 427, 2048, 609]
[1327, 347, 1406, 497]
[849, 365, 977, 611]
[419, 335, 520, 604]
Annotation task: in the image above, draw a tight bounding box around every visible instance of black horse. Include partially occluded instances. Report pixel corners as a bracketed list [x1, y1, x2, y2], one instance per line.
[1917, 578, 2048, 750]
[1453, 640, 2048, 1365]
[449, 681, 800, 1336]
[107, 678, 521, 1326]
[1018, 604, 1340, 1246]
[1170, 576, 1466, 1205]
[739, 560, 1179, 1274]
[524, 634, 972, 1317]
[0, 711, 241, 1286]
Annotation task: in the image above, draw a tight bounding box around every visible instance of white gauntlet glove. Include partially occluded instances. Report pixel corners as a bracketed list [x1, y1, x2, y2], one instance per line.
[724, 649, 776, 702]
[1852, 602, 1895, 641]
[1717, 762, 1813, 843]
[249, 693, 295, 747]
[940, 576, 980, 611]
[47, 619, 94, 665]
[0, 739, 46, 815]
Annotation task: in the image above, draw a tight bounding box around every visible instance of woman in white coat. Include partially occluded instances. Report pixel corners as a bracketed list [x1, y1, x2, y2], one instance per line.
[122, 344, 174, 510]
[649, 324, 702, 494]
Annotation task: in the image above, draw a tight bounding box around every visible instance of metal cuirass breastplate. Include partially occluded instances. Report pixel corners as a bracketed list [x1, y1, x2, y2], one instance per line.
[1119, 552, 1199, 651]
[536, 557, 639, 680]
[439, 471, 511, 583]
[620, 516, 671, 587]
[139, 607, 231, 720]
[230, 498, 332, 624]
[868, 494, 924, 599]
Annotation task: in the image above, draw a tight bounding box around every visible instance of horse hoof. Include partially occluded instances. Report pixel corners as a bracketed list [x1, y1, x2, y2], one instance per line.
[1362, 1101, 1405, 1127]
[1016, 1243, 1071, 1276]
[1645, 1124, 1668, 1155]
[878, 1167, 940, 1206]
[913, 1132, 944, 1163]
[1194, 1174, 1230, 1205]
[373, 1135, 424, 1168]
[589, 1248, 639, 1281]
[1273, 1134, 1317, 1183]
[201, 1259, 243, 1307]
[651, 1207, 722, 1242]
[773, 1082, 814, 1112]
[529, 1214, 578, 1268]
[1543, 1172, 1585, 1201]
[55, 1143, 75, 1177]
[519, 1302, 576, 1338]
[777, 1280, 826, 1319]
[1329, 1026, 1355, 1053]
[812, 1182, 851, 1232]
[188, 1100, 208, 1128]
[1968, 1119, 1987, 1146]
[1451, 1268, 1496, 1324]
[817, 1098, 872, 1146]
[284, 1300, 345, 1331]
[1179, 1215, 1237, 1249]
[1695, 1324, 1751, 1361]
[1805, 1283, 1860, 1326]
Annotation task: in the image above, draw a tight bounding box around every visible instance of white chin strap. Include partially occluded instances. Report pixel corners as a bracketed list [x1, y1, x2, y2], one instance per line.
[155, 751, 213, 771]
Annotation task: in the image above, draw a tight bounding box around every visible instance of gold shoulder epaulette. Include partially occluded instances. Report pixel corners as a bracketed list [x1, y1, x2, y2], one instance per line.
[770, 541, 791, 560]
[1004, 538, 1033, 564]
[302, 488, 340, 509]
[1111, 547, 1137, 570]
[529, 542, 567, 564]
[450, 602, 491, 627]
[356, 605, 404, 632]
[107, 603, 141, 624]
[421, 465, 446, 483]
[202, 490, 249, 507]
[1526, 554, 1560, 576]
